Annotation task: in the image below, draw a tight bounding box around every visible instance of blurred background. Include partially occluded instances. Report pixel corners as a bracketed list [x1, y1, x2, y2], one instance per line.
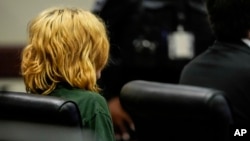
[0, 0, 95, 92]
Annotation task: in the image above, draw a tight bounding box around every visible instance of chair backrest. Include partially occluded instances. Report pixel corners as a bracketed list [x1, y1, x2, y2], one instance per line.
[0, 91, 90, 141]
[120, 80, 233, 141]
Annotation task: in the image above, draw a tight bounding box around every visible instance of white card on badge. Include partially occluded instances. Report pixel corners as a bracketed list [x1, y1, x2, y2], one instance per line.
[168, 25, 195, 60]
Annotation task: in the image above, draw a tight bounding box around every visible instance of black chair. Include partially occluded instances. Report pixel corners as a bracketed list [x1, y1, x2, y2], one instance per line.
[0, 91, 93, 141]
[120, 80, 233, 141]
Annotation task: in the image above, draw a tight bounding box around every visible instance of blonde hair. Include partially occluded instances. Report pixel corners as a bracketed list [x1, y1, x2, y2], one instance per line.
[21, 7, 110, 95]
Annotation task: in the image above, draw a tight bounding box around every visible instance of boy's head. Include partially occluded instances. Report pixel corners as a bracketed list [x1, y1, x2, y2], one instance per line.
[21, 7, 110, 94]
[207, 0, 250, 41]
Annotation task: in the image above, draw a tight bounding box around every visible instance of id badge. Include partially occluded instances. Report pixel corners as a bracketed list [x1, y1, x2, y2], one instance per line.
[168, 25, 195, 60]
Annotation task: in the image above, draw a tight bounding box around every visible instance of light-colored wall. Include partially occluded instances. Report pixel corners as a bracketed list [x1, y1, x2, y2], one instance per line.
[0, 78, 26, 92]
[0, 0, 95, 92]
[0, 0, 95, 45]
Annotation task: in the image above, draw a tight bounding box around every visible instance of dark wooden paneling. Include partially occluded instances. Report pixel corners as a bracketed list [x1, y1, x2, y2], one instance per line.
[0, 46, 24, 78]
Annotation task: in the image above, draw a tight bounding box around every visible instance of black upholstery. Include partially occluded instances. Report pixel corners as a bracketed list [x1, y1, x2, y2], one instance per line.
[120, 80, 233, 141]
[0, 91, 82, 127]
[0, 91, 90, 141]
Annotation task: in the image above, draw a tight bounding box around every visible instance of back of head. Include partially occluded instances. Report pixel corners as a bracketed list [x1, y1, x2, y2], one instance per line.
[21, 7, 110, 95]
[206, 0, 250, 41]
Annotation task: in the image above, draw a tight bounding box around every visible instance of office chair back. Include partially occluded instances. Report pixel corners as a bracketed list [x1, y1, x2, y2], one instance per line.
[120, 80, 233, 141]
[0, 91, 82, 127]
[0, 91, 89, 141]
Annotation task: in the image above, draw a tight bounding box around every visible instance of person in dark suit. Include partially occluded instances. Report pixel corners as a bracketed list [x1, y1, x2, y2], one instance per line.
[179, 0, 250, 125]
[93, 0, 214, 140]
